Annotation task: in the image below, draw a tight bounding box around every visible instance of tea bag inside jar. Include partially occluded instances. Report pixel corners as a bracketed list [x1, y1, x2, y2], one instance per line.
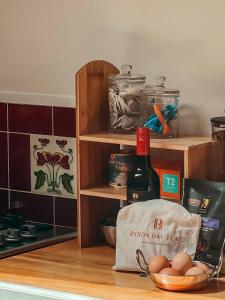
[108, 65, 146, 132]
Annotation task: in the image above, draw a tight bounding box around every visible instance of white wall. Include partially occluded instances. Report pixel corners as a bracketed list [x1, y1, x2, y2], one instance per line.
[0, 0, 225, 135]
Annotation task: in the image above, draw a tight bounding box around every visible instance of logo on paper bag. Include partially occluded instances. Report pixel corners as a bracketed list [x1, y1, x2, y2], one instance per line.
[153, 218, 163, 230]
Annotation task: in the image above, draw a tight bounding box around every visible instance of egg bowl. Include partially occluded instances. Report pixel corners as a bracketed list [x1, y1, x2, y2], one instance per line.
[136, 249, 218, 292]
[150, 271, 212, 291]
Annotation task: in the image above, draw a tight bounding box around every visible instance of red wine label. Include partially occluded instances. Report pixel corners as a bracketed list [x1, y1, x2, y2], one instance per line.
[136, 128, 150, 156]
[127, 188, 155, 204]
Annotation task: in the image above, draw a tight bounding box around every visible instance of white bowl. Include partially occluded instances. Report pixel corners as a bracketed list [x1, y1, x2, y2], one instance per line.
[99, 224, 116, 248]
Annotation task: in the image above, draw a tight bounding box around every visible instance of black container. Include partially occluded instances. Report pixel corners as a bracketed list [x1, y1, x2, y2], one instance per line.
[211, 116, 225, 181]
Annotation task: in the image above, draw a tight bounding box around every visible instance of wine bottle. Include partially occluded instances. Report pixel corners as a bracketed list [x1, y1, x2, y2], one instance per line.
[126, 127, 160, 204]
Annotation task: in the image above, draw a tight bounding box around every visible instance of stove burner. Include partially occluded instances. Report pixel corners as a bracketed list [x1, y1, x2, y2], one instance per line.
[0, 215, 24, 229]
[21, 224, 37, 239]
[0, 224, 7, 231]
[5, 228, 22, 243]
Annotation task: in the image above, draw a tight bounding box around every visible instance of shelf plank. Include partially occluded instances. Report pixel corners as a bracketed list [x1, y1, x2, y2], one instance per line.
[80, 186, 181, 202]
[79, 132, 212, 151]
[80, 186, 126, 201]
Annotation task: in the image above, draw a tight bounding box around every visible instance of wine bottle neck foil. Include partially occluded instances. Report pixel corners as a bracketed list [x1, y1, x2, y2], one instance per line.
[136, 127, 150, 156]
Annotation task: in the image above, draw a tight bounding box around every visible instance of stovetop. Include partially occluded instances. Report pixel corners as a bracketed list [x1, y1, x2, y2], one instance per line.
[0, 214, 77, 259]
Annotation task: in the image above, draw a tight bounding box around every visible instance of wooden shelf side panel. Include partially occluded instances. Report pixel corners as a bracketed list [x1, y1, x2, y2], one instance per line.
[78, 195, 120, 248]
[76, 60, 119, 248]
[78, 141, 119, 190]
[76, 61, 119, 136]
[184, 143, 222, 181]
[77, 141, 119, 248]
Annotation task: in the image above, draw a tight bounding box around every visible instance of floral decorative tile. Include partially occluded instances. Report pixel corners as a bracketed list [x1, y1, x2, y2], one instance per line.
[30, 135, 76, 198]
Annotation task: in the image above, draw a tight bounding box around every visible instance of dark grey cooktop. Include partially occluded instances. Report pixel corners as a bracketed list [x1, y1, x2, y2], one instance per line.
[0, 215, 77, 258]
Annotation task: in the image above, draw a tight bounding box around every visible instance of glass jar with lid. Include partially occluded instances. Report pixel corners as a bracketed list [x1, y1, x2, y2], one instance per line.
[211, 117, 225, 142]
[142, 76, 179, 138]
[108, 65, 146, 133]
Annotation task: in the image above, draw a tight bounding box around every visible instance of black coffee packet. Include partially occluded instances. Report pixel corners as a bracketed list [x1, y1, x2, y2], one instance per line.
[182, 178, 225, 267]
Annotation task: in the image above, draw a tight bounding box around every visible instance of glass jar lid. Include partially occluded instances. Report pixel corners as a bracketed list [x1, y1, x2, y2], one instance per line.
[108, 65, 146, 84]
[211, 116, 225, 128]
[143, 76, 179, 97]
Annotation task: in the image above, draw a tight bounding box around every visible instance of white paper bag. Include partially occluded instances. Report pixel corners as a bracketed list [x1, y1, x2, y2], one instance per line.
[114, 199, 201, 272]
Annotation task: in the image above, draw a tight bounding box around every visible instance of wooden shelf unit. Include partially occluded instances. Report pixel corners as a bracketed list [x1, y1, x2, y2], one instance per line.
[80, 185, 180, 203]
[76, 60, 221, 248]
[80, 186, 126, 201]
[80, 132, 212, 150]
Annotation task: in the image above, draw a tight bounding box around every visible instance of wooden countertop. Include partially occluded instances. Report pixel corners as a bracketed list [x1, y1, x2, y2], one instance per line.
[0, 239, 224, 300]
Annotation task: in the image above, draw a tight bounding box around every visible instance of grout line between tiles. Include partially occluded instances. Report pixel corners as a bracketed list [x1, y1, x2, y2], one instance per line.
[52, 106, 54, 136]
[6, 103, 9, 132]
[6, 104, 10, 209]
[8, 189, 10, 211]
[0, 130, 44, 136]
[0, 130, 75, 139]
[53, 196, 56, 226]
[0, 187, 77, 200]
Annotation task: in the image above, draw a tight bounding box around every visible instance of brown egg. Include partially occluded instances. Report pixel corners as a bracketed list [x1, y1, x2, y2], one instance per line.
[172, 252, 193, 274]
[159, 267, 182, 276]
[148, 256, 170, 273]
[194, 262, 211, 273]
[185, 266, 206, 276]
